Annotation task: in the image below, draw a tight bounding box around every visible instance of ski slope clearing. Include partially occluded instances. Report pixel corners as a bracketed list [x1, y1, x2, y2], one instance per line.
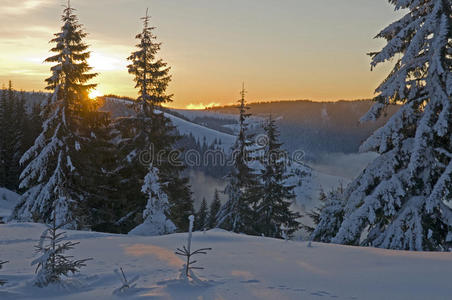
[162, 112, 236, 151]
[100, 98, 236, 151]
[1, 223, 451, 300]
[0, 188, 19, 221]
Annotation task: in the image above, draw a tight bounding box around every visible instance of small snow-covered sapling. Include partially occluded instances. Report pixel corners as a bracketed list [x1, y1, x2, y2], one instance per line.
[32, 214, 92, 287]
[175, 215, 211, 278]
[0, 260, 8, 286]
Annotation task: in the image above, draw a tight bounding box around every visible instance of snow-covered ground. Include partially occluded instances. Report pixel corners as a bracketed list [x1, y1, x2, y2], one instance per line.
[1, 222, 451, 300]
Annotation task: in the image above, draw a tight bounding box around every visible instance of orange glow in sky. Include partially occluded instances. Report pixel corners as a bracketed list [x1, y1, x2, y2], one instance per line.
[0, 0, 403, 109]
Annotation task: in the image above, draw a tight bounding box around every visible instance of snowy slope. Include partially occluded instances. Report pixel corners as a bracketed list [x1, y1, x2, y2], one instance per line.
[1, 223, 451, 300]
[0, 188, 20, 221]
[172, 109, 262, 135]
[162, 112, 236, 151]
[171, 109, 237, 122]
[100, 98, 236, 151]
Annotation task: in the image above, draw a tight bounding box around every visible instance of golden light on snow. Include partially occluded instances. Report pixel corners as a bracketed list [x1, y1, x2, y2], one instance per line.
[88, 89, 103, 99]
[124, 244, 183, 267]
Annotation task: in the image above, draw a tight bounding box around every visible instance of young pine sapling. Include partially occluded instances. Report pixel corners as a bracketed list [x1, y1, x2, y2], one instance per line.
[32, 214, 92, 287]
[175, 215, 211, 280]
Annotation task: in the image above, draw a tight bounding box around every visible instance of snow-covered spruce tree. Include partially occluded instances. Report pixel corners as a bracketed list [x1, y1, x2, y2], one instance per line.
[11, 3, 97, 228]
[129, 164, 176, 235]
[217, 85, 259, 234]
[254, 116, 301, 238]
[332, 0, 452, 251]
[32, 213, 91, 287]
[208, 189, 221, 229]
[304, 186, 345, 243]
[117, 10, 193, 233]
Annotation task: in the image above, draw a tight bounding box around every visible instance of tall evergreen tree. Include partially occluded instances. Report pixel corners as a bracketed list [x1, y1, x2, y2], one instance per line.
[208, 189, 221, 229]
[332, 0, 452, 251]
[254, 116, 301, 238]
[116, 10, 193, 233]
[127, 8, 172, 114]
[217, 85, 258, 234]
[11, 2, 97, 228]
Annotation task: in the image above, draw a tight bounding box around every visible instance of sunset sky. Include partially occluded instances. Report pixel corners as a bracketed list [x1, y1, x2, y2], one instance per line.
[0, 0, 403, 109]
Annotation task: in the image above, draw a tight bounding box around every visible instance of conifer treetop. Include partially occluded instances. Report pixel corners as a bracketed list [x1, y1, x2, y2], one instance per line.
[238, 83, 251, 134]
[127, 9, 172, 114]
[45, 0, 97, 102]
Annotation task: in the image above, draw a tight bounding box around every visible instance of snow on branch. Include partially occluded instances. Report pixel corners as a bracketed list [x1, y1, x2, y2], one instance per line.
[32, 214, 92, 287]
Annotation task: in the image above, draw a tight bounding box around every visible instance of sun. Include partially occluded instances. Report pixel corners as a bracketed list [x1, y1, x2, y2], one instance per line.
[186, 102, 220, 110]
[88, 89, 103, 100]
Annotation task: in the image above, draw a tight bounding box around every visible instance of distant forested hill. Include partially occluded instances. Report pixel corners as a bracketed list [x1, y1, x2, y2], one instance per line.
[207, 100, 398, 161]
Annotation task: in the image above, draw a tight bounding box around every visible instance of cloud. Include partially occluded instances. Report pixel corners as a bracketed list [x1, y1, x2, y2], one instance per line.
[9, 69, 47, 76]
[0, 26, 56, 41]
[88, 52, 128, 71]
[2, 0, 51, 16]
